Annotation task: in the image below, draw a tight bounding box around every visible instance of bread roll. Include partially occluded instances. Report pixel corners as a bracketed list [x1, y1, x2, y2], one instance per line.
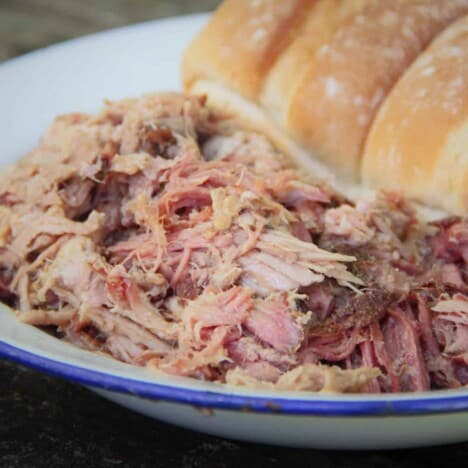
[362, 14, 468, 215]
[183, 0, 468, 213]
[183, 0, 377, 181]
[260, 0, 374, 127]
[185, 0, 376, 183]
[183, 0, 316, 101]
[289, 0, 468, 179]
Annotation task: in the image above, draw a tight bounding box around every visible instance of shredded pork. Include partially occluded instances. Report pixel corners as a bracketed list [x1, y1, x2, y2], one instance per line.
[0, 93, 467, 393]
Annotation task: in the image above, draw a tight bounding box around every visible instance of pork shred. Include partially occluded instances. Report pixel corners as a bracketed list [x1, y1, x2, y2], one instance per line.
[0, 93, 466, 393]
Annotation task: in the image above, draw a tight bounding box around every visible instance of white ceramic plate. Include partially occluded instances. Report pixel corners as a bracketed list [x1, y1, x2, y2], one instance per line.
[1, 14, 468, 450]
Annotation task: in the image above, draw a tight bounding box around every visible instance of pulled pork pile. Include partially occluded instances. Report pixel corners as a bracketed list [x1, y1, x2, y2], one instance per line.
[0, 94, 467, 393]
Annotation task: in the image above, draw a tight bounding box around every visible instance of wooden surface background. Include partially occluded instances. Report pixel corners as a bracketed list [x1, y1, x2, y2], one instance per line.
[0, 0, 221, 61]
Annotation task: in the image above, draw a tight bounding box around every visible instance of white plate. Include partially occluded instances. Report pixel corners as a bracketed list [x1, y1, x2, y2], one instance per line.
[1, 14, 468, 449]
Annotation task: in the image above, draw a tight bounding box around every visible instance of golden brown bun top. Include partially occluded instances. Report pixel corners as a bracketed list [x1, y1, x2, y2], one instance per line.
[362, 14, 468, 215]
[183, 0, 468, 214]
[183, 0, 317, 100]
[260, 0, 374, 127]
[288, 0, 468, 179]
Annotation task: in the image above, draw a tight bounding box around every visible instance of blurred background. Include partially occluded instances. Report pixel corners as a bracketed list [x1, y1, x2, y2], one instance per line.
[0, 0, 222, 61]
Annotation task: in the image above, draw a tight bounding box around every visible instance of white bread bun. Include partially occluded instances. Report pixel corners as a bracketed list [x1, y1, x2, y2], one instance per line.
[183, 0, 468, 213]
[288, 0, 468, 179]
[183, 0, 317, 101]
[362, 14, 468, 215]
[259, 0, 374, 128]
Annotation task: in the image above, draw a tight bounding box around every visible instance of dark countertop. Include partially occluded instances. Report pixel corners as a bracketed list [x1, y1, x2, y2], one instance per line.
[3, 359, 468, 468]
[1, 1, 468, 466]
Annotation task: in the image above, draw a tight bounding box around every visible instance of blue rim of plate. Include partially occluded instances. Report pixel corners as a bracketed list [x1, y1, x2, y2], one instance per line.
[1, 340, 468, 416]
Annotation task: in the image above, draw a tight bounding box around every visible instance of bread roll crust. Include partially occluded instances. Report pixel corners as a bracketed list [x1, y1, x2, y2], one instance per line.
[183, 0, 316, 100]
[288, 0, 468, 179]
[260, 0, 374, 127]
[362, 15, 468, 215]
[184, 0, 468, 214]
